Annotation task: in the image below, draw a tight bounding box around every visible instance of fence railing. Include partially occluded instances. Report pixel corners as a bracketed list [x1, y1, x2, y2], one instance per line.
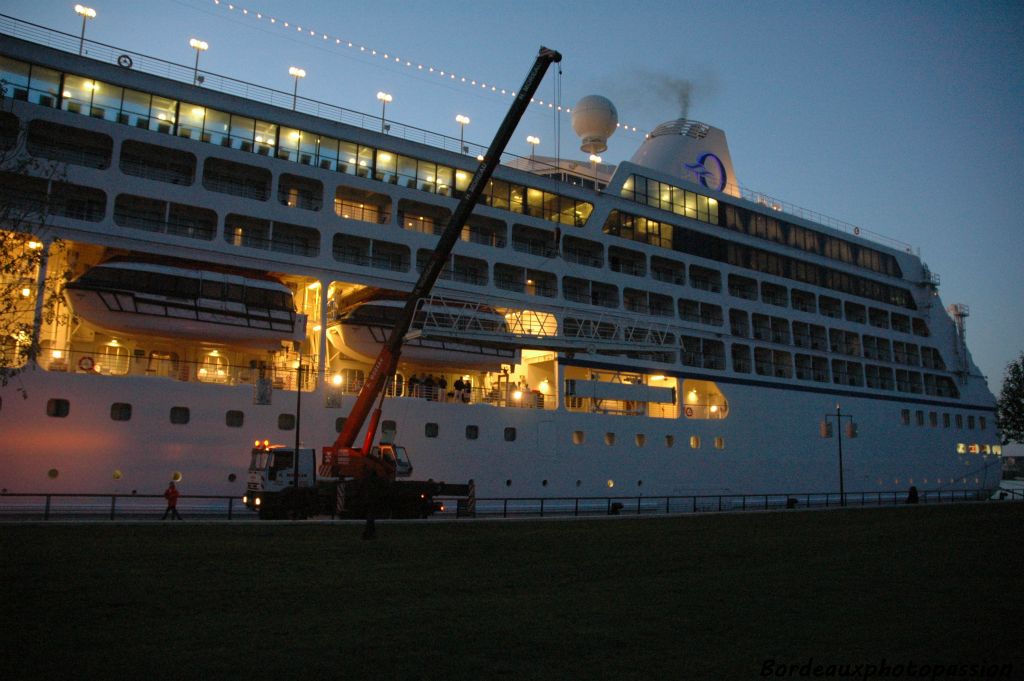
[1, 487, 1017, 521]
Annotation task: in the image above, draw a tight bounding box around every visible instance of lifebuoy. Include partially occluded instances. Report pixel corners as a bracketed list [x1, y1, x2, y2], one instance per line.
[78, 356, 95, 371]
[685, 406, 694, 417]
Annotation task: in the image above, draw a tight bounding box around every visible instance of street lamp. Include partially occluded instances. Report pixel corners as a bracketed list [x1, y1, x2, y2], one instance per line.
[455, 114, 470, 153]
[289, 66, 306, 110]
[74, 5, 96, 56]
[526, 135, 540, 160]
[377, 91, 393, 133]
[821, 404, 857, 506]
[189, 38, 208, 86]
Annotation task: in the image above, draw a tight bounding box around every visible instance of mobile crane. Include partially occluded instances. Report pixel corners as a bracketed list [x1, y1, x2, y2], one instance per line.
[243, 46, 563, 519]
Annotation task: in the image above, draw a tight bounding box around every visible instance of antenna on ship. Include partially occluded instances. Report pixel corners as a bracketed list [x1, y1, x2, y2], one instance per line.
[947, 303, 970, 384]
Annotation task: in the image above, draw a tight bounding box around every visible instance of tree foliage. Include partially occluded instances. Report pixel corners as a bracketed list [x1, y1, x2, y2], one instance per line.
[0, 81, 70, 390]
[997, 352, 1024, 445]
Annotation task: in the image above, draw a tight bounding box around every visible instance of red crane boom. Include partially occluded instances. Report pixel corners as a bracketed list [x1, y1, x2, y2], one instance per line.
[321, 46, 563, 476]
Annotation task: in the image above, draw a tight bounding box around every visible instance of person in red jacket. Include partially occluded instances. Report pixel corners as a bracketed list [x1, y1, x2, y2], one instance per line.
[162, 481, 182, 520]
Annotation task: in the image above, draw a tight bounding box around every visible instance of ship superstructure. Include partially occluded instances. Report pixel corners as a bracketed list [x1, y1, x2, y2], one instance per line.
[0, 24, 1003, 498]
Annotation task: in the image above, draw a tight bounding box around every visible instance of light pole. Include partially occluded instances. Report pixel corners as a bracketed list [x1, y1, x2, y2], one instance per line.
[74, 5, 96, 56]
[189, 38, 208, 86]
[293, 359, 303, 490]
[289, 66, 306, 110]
[821, 404, 857, 506]
[377, 91, 393, 133]
[526, 135, 540, 160]
[589, 153, 602, 177]
[455, 114, 470, 153]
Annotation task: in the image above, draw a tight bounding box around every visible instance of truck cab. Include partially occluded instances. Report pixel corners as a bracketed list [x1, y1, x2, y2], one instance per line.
[371, 444, 413, 478]
[243, 443, 316, 513]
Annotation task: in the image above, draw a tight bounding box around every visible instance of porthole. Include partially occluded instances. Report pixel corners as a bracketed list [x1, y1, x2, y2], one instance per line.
[465, 425, 479, 440]
[335, 416, 346, 433]
[46, 398, 70, 418]
[635, 434, 646, 447]
[505, 479, 512, 487]
[665, 435, 674, 447]
[278, 413, 296, 430]
[714, 437, 725, 450]
[171, 471, 183, 482]
[426, 422, 439, 438]
[576, 480, 582, 487]
[113, 470, 123, 480]
[690, 436, 701, 449]
[170, 406, 190, 424]
[542, 480, 548, 487]
[606, 479, 615, 488]
[228, 473, 237, 482]
[604, 432, 615, 446]
[637, 480, 643, 487]
[47, 468, 59, 479]
[503, 427, 516, 442]
[572, 430, 584, 445]
[110, 402, 132, 421]
[226, 410, 244, 428]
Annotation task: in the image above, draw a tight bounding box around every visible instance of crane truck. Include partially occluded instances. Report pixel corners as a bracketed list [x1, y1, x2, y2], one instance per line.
[242, 46, 563, 519]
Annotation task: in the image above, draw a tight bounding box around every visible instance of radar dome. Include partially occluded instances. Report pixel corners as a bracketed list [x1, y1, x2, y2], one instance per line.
[572, 95, 618, 154]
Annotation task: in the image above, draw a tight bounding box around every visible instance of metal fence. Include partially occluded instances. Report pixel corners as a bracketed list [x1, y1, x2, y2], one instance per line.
[2, 487, 1019, 521]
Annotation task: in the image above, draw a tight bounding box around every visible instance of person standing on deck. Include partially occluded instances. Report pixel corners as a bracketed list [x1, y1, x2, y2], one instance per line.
[162, 481, 182, 520]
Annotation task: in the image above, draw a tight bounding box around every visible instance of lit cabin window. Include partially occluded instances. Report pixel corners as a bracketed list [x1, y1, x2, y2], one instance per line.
[714, 437, 725, 450]
[604, 433, 615, 446]
[572, 431, 584, 445]
[170, 406, 190, 424]
[682, 379, 728, 419]
[635, 434, 646, 447]
[690, 436, 701, 449]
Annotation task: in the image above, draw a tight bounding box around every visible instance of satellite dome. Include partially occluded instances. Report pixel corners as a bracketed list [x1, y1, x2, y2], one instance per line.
[572, 95, 618, 154]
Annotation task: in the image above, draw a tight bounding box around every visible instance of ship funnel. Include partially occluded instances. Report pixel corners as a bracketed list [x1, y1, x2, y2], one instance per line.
[572, 95, 618, 154]
[629, 119, 740, 197]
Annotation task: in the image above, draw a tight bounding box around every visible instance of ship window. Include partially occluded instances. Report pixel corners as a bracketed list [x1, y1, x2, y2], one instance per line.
[110, 403, 132, 421]
[170, 406, 190, 424]
[665, 435, 674, 447]
[504, 427, 516, 442]
[915, 410, 924, 426]
[573, 431, 584, 445]
[226, 410, 244, 428]
[27, 120, 112, 169]
[690, 436, 701, 449]
[635, 434, 646, 447]
[968, 415, 975, 430]
[956, 414, 963, 429]
[604, 433, 615, 446]
[278, 414, 295, 430]
[929, 411, 938, 427]
[943, 413, 950, 428]
[980, 416, 986, 430]
[46, 398, 70, 418]
[900, 409, 910, 425]
[465, 425, 479, 440]
[714, 437, 725, 450]
[426, 422, 439, 438]
[335, 417, 346, 433]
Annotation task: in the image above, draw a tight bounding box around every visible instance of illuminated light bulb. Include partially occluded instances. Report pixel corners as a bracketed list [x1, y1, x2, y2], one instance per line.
[710, 405, 719, 413]
[51, 350, 63, 359]
[332, 373, 343, 386]
[20, 287, 31, 297]
[28, 240, 43, 250]
[512, 390, 523, 400]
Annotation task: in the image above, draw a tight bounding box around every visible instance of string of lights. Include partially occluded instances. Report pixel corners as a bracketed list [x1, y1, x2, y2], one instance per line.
[209, 0, 642, 134]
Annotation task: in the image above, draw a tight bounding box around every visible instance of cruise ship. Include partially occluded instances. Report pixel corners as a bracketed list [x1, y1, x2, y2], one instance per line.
[0, 19, 1004, 499]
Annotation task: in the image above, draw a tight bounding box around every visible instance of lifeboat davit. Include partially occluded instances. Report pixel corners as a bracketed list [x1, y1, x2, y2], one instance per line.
[65, 259, 306, 350]
[327, 297, 513, 368]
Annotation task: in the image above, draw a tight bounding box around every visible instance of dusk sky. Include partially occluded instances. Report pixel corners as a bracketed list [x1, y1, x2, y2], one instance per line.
[4, 0, 1023, 408]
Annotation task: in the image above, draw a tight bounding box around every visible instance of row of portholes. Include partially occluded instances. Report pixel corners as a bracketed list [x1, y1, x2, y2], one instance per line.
[506, 479, 645, 488]
[45, 469, 238, 483]
[572, 431, 725, 450]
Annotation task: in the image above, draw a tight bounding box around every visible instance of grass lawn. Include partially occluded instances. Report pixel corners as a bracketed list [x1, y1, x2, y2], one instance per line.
[2, 504, 1022, 680]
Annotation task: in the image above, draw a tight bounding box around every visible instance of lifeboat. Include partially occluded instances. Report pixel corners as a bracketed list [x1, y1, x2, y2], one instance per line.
[65, 259, 306, 350]
[327, 297, 513, 368]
